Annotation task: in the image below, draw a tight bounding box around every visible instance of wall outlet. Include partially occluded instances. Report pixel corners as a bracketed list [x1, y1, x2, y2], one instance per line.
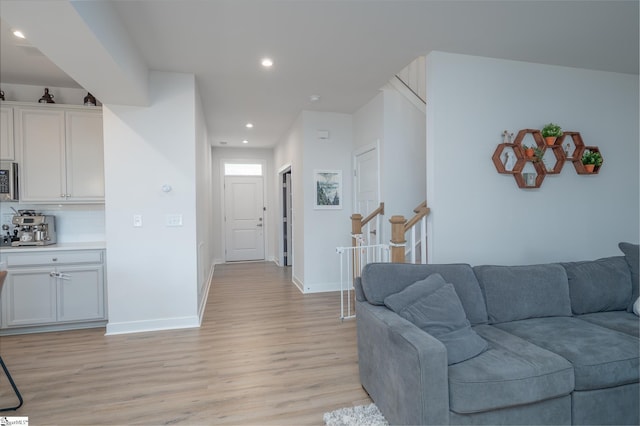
[133, 214, 143, 227]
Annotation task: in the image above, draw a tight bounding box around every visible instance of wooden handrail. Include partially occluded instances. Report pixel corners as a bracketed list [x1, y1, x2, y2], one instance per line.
[404, 202, 430, 232]
[350, 202, 386, 285]
[390, 201, 430, 263]
[351, 202, 384, 238]
[361, 202, 384, 228]
[413, 200, 427, 214]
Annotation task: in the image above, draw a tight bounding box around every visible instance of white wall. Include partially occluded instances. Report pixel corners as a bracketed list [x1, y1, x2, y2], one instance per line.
[274, 114, 305, 289]
[352, 86, 426, 245]
[302, 111, 353, 293]
[103, 71, 200, 334]
[426, 52, 639, 265]
[194, 89, 214, 315]
[210, 147, 275, 264]
[273, 111, 355, 293]
[382, 87, 426, 223]
[353, 91, 383, 152]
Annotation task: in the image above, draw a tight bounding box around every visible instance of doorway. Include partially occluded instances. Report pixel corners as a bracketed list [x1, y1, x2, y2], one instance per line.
[223, 162, 265, 262]
[282, 169, 292, 266]
[353, 141, 381, 244]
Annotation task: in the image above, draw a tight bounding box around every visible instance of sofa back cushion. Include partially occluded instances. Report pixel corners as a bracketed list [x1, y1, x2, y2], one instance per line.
[361, 263, 488, 325]
[474, 263, 572, 324]
[561, 256, 632, 314]
[384, 273, 488, 365]
[618, 242, 639, 313]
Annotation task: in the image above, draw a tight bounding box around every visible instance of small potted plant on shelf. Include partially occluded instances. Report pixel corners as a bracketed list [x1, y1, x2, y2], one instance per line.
[581, 149, 603, 173]
[533, 147, 545, 163]
[522, 144, 535, 158]
[541, 123, 562, 145]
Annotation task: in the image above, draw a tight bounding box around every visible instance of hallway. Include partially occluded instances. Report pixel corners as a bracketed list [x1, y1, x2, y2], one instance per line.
[0, 261, 370, 424]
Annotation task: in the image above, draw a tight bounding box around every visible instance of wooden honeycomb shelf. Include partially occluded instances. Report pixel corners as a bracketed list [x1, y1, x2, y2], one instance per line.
[493, 129, 601, 189]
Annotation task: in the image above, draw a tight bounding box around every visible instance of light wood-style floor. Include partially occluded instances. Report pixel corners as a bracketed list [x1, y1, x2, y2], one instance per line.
[0, 262, 370, 425]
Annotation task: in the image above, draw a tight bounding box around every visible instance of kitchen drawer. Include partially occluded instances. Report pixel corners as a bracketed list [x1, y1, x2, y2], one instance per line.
[5, 250, 103, 267]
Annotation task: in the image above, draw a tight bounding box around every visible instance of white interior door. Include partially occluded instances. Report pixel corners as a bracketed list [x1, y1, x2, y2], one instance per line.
[354, 145, 380, 244]
[283, 171, 292, 266]
[224, 176, 265, 261]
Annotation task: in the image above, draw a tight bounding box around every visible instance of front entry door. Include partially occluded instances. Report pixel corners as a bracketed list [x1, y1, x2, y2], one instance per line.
[224, 176, 265, 261]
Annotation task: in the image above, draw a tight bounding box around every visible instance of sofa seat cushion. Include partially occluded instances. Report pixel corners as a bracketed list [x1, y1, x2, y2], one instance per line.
[562, 256, 632, 314]
[577, 311, 639, 338]
[448, 324, 574, 414]
[474, 263, 572, 324]
[495, 317, 639, 391]
[384, 273, 488, 365]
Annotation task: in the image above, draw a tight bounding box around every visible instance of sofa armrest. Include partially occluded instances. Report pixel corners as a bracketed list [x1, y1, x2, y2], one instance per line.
[356, 299, 450, 425]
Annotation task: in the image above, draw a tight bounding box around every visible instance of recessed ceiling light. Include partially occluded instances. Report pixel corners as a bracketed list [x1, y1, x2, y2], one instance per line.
[12, 30, 25, 39]
[242, 140, 249, 144]
[261, 58, 274, 68]
[245, 123, 254, 128]
[310, 95, 321, 102]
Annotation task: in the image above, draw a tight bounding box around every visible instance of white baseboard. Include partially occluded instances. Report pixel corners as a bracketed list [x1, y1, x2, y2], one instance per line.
[292, 274, 304, 293]
[105, 316, 200, 335]
[198, 263, 215, 324]
[303, 281, 342, 294]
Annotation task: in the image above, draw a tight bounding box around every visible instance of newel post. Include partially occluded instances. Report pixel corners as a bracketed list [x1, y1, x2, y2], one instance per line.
[351, 214, 363, 247]
[389, 215, 407, 263]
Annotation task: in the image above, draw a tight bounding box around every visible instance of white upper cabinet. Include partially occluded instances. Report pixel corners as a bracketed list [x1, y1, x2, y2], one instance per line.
[65, 110, 105, 201]
[15, 104, 104, 203]
[0, 105, 15, 161]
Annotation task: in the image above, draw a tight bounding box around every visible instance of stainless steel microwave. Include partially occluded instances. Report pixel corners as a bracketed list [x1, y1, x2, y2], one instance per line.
[0, 162, 19, 201]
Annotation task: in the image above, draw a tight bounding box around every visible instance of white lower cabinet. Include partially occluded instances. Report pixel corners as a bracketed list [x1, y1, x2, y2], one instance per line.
[0, 249, 106, 334]
[4, 267, 57, 326]
[57, 264, 105, 322]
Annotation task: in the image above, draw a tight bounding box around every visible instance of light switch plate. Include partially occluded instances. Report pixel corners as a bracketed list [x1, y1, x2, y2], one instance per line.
[133, 214, 143, 227]
[166, 214, 183, 227]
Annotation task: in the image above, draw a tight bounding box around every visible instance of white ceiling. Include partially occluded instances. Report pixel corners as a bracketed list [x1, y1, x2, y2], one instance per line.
[1, 1, 638, 149]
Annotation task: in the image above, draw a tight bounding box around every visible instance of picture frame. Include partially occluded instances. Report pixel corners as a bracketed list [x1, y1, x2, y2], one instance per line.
[314, 169, 342, 209]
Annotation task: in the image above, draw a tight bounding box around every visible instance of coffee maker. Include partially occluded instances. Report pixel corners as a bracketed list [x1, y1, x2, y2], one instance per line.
[11, 210, 57, 246]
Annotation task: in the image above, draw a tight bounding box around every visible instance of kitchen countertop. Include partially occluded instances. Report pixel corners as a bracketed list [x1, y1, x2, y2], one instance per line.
[0, 241, 106, 253]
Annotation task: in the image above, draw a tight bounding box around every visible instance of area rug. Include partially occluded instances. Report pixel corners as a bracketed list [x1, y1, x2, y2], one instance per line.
[323, 403, 389, 426]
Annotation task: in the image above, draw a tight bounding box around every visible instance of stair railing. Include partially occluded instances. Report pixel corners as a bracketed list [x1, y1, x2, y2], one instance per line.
[351, 202, 384, 248]
[334, 202, 387, 320]
[389, 201, 430, 263]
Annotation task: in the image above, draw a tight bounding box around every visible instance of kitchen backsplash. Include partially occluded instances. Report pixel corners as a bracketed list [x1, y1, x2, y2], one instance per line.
[0, 203, 105, 243]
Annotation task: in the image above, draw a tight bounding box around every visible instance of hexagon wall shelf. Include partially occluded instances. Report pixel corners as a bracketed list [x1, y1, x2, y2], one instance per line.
[493, 129, 602, 189]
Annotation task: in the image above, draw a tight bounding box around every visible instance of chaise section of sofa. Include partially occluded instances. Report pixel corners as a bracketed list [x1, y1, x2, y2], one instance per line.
[357, 263, 576, 425]
[356, 248, 640, 426]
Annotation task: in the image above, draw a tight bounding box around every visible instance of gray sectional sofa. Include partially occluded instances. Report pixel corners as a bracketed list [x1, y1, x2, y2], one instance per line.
[355, 242, 639, 425]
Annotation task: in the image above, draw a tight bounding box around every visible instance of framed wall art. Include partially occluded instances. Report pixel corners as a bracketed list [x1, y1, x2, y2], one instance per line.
[314, 169, 342, 209]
